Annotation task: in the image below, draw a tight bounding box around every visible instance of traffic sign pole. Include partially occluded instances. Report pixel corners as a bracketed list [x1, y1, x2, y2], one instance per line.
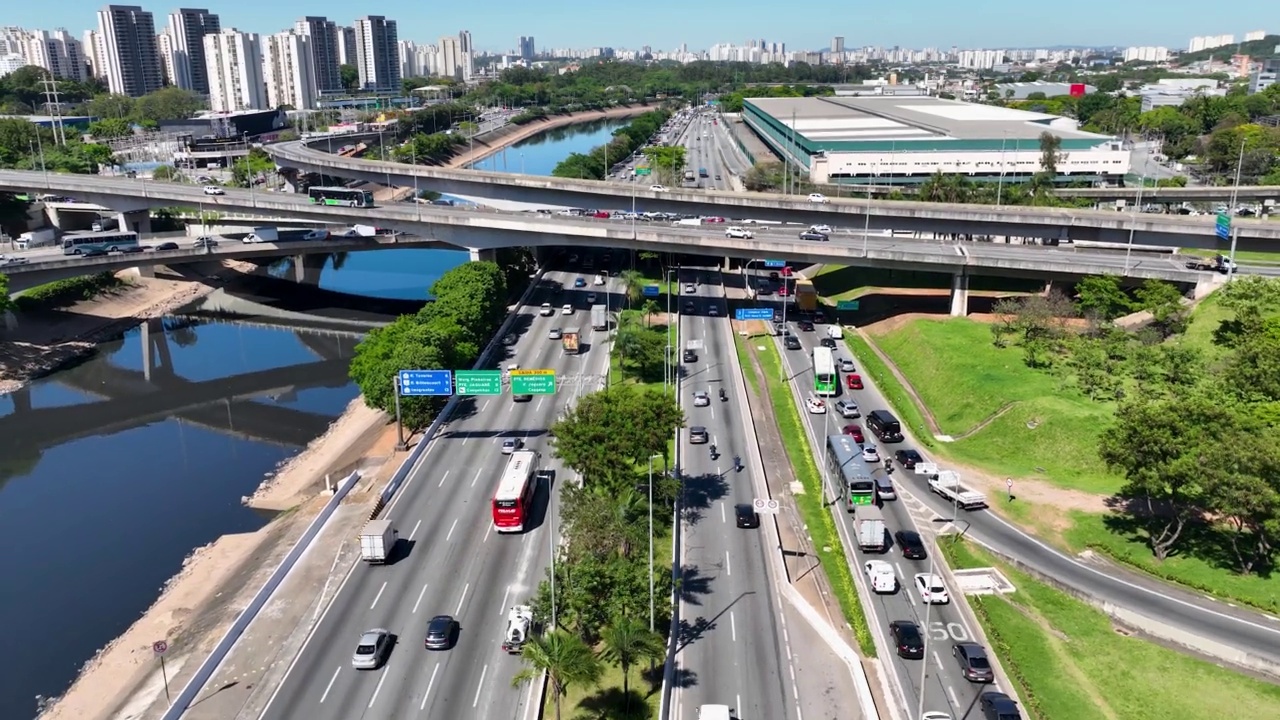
[392, 374, 406, 450]
[153, 640, 170, 702]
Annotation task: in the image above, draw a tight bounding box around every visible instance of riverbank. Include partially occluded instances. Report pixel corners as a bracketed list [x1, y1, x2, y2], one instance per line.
[445, 103, 655, 168]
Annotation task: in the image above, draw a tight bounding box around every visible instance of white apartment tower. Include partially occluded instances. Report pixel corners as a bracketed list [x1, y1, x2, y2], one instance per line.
[204, 28, 265, 112]
[97, 5, 164, 97]
[166, 8, 220, 94]
[263, 31, 316, 110]
[337, 25, 357, 66]
[294, 16, 341, 93]
[157, 31, 177, 85]
[0, 27, 29, 57]
[81, 29, 107, 80]
[397, 40, 418, 79]
[27, 29, 88, 81]
[458, 29, 473, 81]
[353, 16, 399, 92]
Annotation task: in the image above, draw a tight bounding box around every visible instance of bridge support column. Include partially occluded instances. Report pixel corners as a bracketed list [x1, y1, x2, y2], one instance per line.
[118, 210, 152, 235]
[949, 271, 970, 317]
[140, 318, 152, 381]
[469, 248, 497, 263]
[11, 386, 32, 413]
[152, 318, 174, 374]
[120, 265, 155, 281]
[291, 254, 326, 285]
[723, 256, 732, 271]
[279, 168, 302, 194]
[3, 310, 16, 332]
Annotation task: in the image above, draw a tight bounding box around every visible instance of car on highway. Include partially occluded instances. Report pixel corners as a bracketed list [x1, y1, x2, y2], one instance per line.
[708, 305, 719, 316]
[685, 283, 697, 293]
[725, 226, 753, 239]
[836, 399, 860, 418]
[192, 236, 219, 248]
[777, 285, 789, 297]
[586, 292, 597, 303]
[540, 303, 554, 316]
[842, 424, 864, 443]
[501, 438, 523, 454]
[684, 301, 695, 313]
[811, 224, 833, 234]
[895, 530, 928, 560]
[735, 503, 760, 529]
[594, 273, 606, 285]
[914, 573, 950, 604]
[799, 229, 830, 242]
[693, 391, 710, 407]
[715, 174, 722, 181]
[805, 396, 826, 414]
[548, 327, 563, 340]
[424, 615, 458, 650]
[864, 560, 898, 593]
[152, 242, 180, 251]
[303, 229, 329, 241]
[82, 248, 108, 257]
[846, 373, 864, 390]
[119, 245, 144, 254]
[838, 357, 856, 372]
[649, 184, 669, 192]
[574, 277, 587, 287]
[0, 255, 28, 266]
[201, 185, 224, 195]
[980, 692, 1022, 720]
[562, 304, 574, 315]
[780, 334, 801, 350]
[953, 642, 995, 683]
[352, 628, 392, 669]
[889, 620, 925, 659]
[797, 320, 815, 331]
[808, 192, 829, 204]
[862, 445, 881, 463]
[820, 337, 836, 349]
[689, 426, 709, 444]
[814, 311, 826, 323]
[895, 449, 923, 469]
[513, 394, 532, 403]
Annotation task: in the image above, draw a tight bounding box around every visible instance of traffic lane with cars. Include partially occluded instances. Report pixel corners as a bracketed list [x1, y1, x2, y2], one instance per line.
[771, 310, 997, 720]
[259, 272, 609, 720]
[683, 120, 732, 193]
[674, 269, 796, 720]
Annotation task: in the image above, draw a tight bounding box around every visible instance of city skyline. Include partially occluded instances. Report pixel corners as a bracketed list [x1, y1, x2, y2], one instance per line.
[2, 0, 1276, 53]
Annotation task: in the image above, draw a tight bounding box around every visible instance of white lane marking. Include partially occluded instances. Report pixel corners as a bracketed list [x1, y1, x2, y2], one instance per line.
[737, 695, 742, 716]
[369, 581, 387, 610]
[536, 396, 545, 412]
[472, 663, 489, 707]
[412, 583, 429, 614]
[471, 467, 484, 487]
[481, 399, 490, 412]
[446, 518, 460, 542]
[520, 679, 537, 720]
[408, 519, 422, 541]
[420, 663, 440, 710]
[367, 667, 389, 708]
[725, 550, 732, 577]
[319, 666, 340, 703]
[947, 686, 960, 707]
[500, 586, 511, 615]
[484, 523, 493, 543]
[730, 610, 737, 642]
[720, 502, 726, 524]
[462, 435, 469, 446]
[932, 650, 943, 670]
[438, 469, 450, 487]
[455, 582, 470, 615]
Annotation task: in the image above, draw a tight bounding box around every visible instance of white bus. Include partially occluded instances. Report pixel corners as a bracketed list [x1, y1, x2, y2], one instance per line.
[62, 230, 140, 255]
[812, 346, 837, 396]
[492, 450, 540, 533]
[307, 186, 375, 207]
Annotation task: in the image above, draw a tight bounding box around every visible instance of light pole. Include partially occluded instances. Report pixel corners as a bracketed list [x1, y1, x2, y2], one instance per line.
[863, 162, 875, 256]
[1123, 163, 1149, 275]
[996, 131, 1009, 206]
[664, 268, 678, 393]
[550, 486, 558, 629]
[647, 453, 664, 632]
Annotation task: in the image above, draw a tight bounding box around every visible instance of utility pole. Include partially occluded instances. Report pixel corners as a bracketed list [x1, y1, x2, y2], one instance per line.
[41, 76, 67, 146]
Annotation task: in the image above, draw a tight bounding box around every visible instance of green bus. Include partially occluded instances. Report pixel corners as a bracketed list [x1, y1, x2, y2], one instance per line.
[813, 346, 837, 396]
[827, 434, 875, 509]
[62, 230, 140, 255]
[307, 186, 375, 207]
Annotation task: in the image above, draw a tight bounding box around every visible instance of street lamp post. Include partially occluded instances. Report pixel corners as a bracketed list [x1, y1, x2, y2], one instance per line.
[664, 268, 678, 393]
[647, 453, 664, 632]
[1123, 166, 1148, 275]
[996, 132, 1009, 206]
[863, 163, 875, 256]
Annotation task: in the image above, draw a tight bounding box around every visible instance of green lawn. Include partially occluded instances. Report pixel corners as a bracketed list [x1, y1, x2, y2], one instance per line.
[1181, 248, 1280, 265]
[871, 317, 1122, 495]
[559, 655, 661, 720]
[940, 539, 1280, 720]
[1176, 289, 1233, 358]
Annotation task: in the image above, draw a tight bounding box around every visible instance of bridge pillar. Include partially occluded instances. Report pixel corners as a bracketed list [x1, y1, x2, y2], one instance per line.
[469, 248, 497, 263]
[140, 318, 152, 381]
[118, 210, 152, 235]
[3, 310, 16, 332]
[290, 255, 326, 285]
[11, 386, 32, 413]
[152, 318, 174, 374]
[120, 265, 155, 281]
[949, 271, 970, 317]
[278, 167, 302, 194]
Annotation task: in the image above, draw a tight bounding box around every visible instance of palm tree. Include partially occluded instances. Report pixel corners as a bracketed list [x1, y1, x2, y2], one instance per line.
[512, 630, 603, 720]
[599, 615, 666, 709]
[618, 269, 645, 308]
[640, 299, 659, 327]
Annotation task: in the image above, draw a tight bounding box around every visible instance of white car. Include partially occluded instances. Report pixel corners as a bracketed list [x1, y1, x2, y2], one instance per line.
[548, 327, 563, 339]
[540, 303, 554, 316]
[594, 274, 606, 286]
[805, 396, 826, 415]
[708, 306, 719, 317]
[862, 445, 881, 463]
[725, 226, 753, 239]
[685, 283, 697, 294]
[202, 185, 224, 195]
[649, 184, 669, 192]
[807, 193, 828, 204]
[693, 391, 711, 407]
[811, 224, 833, 234]
[561, 304, 574, 315]
[914, 573, 950, 605]
[838, 358, 855, 373]
[501, 438, 522, 455]
[864, 560, 898, 594]
[303, 229, 329, 241]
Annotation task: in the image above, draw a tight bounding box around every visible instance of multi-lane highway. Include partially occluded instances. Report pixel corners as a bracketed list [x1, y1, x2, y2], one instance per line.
[256, 269, 615, 720]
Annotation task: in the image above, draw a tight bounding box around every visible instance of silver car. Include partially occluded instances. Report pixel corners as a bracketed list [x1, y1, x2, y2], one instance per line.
[352, 628, 392, 670]
[693, 391, 710, 407]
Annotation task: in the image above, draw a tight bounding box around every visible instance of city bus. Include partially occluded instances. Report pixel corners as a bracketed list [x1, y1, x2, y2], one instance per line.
[62, 230, 140, 255]
[812, 346, 837, 396]
[492, 450, 541, 533]
[307, 186, 375, 207]
[827, 434, 876, 510]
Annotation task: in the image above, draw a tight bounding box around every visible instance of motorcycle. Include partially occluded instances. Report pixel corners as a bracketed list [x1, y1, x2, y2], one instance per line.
[733, 455, 742, 471]
[719, 388, 727, 402]
[710, 444, 718, 459]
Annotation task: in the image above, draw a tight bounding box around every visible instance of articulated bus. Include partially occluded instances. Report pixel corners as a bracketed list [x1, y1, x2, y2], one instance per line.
[827, 434, 876, 510]
[62, 231, 140, 255]
[493, 450, 541, 532]
[307, 186, 375, 207]
[812, 346, 837, 396]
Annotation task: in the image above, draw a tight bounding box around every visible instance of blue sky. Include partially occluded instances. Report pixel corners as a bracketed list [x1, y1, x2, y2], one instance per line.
[11, 1, 1274, 53]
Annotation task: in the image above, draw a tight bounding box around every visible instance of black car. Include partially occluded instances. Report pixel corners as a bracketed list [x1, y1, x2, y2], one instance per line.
[152, 242, 180, 251]
[784, 336, 802, 350]
[820, 337, 836, 349]
[424, 615, 458, 650]
[799, 230, 830, 241]
[889, 620, 924, 659]
[119, 245, 144, 254]
[683, 349, 697, 363]
[894, 449, 923, 469]
[895, 530, 928, 560]
[980, 691, 1022, 720]
[735, 503, 760, 529]
[797, 320, 815, 332]
[953, 642, 995, 683]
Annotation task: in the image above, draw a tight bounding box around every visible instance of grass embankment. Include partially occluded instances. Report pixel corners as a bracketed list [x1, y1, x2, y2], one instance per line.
[736, 333, 875, 655]
[1181, 247, 1280, 265]
[14, 273, 131, 311]
[812, 265, 1041, 303]
[938, 539, 1280, 720]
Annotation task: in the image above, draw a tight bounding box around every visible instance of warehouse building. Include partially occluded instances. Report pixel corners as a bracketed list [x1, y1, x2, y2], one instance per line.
[742, 96, 1130, 187]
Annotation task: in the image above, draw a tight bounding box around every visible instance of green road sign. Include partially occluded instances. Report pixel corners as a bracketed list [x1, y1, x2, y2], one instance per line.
[455, 370, 502, 395]
[635, 167, 652, 176]
[510, 369, 557, 395]
[836, 300, 860, 311]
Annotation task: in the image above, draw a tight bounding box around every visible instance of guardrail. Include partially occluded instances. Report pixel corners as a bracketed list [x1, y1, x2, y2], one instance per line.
[658, 299, 685, 720]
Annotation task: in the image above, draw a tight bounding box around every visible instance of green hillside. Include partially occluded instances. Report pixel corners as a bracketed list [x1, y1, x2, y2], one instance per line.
[1177, 34, 1280, 64]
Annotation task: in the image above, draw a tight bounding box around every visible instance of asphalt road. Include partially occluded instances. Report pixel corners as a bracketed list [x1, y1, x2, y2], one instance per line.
[670, 267, 796, 720]
[256, 269, 615, 720]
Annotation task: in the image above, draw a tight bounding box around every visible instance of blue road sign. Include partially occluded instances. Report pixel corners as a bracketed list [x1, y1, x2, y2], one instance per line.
[1215, 212, 1231, 240]
[643, 284, 660, 297]
[735, 308, 776, 321]
[398, 369, 453, 397]
[763, 259, 786, 268]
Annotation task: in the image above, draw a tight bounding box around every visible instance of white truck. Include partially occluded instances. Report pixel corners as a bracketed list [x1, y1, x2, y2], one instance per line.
[864, 560, 898, 593]
[855, 505, 886, 552]
[15, 227, 57, 250]
[501, 605, 535, 654]
[928, 470, 987, 510]
[244, 226, 279, 243]
[591, 304, 609, 331]
[827, 325, 844, 340]
[359, 518, 398, 564]
[696, 705, 732, 720]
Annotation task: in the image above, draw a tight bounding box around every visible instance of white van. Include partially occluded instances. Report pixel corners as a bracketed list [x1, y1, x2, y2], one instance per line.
[697, 705, 732, 720]
[827, 325, 844, 340]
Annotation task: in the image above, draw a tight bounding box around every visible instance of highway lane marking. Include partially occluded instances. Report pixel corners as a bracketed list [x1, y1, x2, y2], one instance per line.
[730, 610, 737, 642]
[484, 523, 493, 543]
[470, 467, 484, 487]
[412, 583, 429, 614]
[446, 517, 460, 542]
[420, 662, 440, 710]
[409, 519, 422, 541]
[472, 663, 489, 707]
[947, 686, 960, 708]
[319, 666, 340, 703]
[370, 581, 388, 609]
[932, 650, 944, 670]
[725, 550, 732, 576]
[438, 469, 450, 487]
[720, 502, 726, 524]
[368, 666, 389, 708]
[455, 582, 471, 615]
[481, 399, 490, 412]
[500, 585, 511, 615]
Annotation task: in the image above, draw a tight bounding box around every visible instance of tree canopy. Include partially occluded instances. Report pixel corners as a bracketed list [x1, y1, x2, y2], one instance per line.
[552, 109, 669, 181]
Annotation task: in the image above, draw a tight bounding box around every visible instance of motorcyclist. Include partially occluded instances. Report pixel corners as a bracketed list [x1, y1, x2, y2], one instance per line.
[883, 456, 894, 473]
[719, 388, 727, 401]
[710, 444, 717, 457]
[733, 455, 742, 470]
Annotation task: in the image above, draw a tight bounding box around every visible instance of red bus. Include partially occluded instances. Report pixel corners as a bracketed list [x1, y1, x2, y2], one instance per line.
[493, 450, 539, 532]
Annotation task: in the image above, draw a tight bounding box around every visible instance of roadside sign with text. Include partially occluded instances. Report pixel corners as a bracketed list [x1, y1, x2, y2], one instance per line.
[763, 259, 786, 268]
[635, 167, 651, 176]
[398, 370, 453, 397]
[836, 300, 860, 311]
[753, 498, 780, 514]
[455, 370, 503, 395]
[511, 369, 557, 395]
[643, 284, 660, 297]
[1216, 212, 1231, 240]
[735, 308, 775, 321]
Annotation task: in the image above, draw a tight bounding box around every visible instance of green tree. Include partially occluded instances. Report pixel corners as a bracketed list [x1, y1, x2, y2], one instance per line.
[231, 149, 275, 187]
[550, 385, 685, 492]
[84, 93, 136, 120]
[615, 322, 668, 381]
[88, 117, 132, 140]
[151, 165, 181, 181]
[134, 87, 206, 122]
[1074, 275, 1132, 321]
[0, 192, 31, 237]
[426, 260, 509, 339]
[512, 630, 603, 720]
[1133, 279, 1186, 334]
[617, 269, 646, 308]
[0, 273, 14, 314]
[640, 145, 687, 185]
[339, 64, 360, 92]
[599, 614, 665, 708]
[1031, 131, 1063, 191]
[1094, 74, 1123, 93]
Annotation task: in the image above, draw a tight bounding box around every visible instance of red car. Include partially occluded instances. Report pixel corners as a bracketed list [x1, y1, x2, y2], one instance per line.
[592, 211, 611, 218]
[778, 286, 789, 297]
[846, 374, 864, 390]
[843, 424, 864, 443]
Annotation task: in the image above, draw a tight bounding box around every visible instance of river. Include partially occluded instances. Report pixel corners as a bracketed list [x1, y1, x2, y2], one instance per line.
[0, 118, 621, 718]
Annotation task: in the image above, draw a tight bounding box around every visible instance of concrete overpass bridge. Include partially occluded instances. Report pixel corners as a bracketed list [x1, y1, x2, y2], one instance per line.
[1054, 185, 1280, 205]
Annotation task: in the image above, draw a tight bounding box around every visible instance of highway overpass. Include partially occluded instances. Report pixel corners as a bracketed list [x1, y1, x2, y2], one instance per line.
[1056, 185, 1280, 204]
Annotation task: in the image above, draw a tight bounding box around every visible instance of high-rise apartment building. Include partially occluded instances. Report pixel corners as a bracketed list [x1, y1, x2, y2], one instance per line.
[1123, 46, 1170, 63]
[831, 36, 844, 54]
[1243, 30, 1267, 43]
[294, 16, 341, 93]
[263, 31, 316, 110]
[81, 29, 106, 79]
[337, 25, 357, 66]
[438, 35, 462, 80]
[519, 35, 535, 60]
[353, 16, 399, 92]
[0, 27, 28, 57]
[1187, 34, 1235, 52]
[204, 28, 265, 112]
[157, 31, 178, 85]
[97, 5, 163, 97]
[27, 29, 88, 81]
[166, 8, 220, 94]
[397, 40, 418, 79]
[458, 29, 473, 81]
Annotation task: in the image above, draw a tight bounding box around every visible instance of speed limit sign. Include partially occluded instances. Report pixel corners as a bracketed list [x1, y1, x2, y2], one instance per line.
[753, 498, 780, 514]
[152, 640, 168, 656]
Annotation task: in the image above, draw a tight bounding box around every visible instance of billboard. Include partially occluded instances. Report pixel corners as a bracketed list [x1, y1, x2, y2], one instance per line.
[1069, 83, 1087, 97]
